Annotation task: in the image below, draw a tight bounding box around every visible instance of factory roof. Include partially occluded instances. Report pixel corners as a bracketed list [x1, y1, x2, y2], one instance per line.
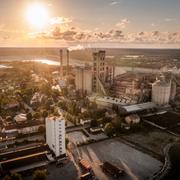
[0, 144, 49, 174]
[93, 96, 136, 106]
[0, 144, 49, 162]
[1, 152, 48, 173]
[120, 102, 156, 113]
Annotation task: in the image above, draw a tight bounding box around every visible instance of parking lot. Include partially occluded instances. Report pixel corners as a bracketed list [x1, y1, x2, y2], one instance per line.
[77, 139, 162, 180]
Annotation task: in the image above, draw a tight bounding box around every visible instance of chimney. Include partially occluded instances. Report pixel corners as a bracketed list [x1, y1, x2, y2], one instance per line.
[113, 64, 115, 83]
[66, 49, 70, 75]
[59, 49, 63, 78]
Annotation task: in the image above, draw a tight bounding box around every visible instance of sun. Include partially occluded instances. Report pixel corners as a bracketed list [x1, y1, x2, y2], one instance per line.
[26, 3, 49, 29]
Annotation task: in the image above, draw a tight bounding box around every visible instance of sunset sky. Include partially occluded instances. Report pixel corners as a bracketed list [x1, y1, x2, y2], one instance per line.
[0, 0, 180, 48]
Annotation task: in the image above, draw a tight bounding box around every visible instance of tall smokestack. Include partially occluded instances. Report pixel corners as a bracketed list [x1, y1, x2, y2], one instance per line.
[113, 64, 115, 83]
[59, 49, 63, 78]
[67, 49, 70, 75]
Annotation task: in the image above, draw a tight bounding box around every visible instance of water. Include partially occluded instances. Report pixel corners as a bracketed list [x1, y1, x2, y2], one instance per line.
[0, 65, 13, 69]
[1, 53, 180, 75]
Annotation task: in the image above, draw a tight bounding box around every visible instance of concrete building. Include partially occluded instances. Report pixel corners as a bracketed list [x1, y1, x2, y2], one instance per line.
[93, 51, 106, 90]
[118, 102, 156, 115]
[152, 77, 171, 106]
[75, 66, 92, 94]
[0, 145, 49, 175]
[92, 50, 114, 94]
[17, 121, 43, 135]
[46, 115, 66, 157]
[2, 120, 44, 137]
[14, 114, 27, 124]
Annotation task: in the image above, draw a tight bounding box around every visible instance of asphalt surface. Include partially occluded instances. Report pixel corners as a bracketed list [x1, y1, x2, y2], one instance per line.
[77, 139, 163, 180]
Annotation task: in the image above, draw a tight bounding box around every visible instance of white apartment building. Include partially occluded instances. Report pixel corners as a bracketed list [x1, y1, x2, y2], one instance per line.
[46, 115, 66, 157]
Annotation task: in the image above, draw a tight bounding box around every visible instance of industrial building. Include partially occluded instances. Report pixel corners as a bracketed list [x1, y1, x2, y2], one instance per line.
[118, 102, 157, 115]
[0, 144, 49, 175]
[152, 76, 171, 106]
[92, 50, 114, 94]
[74, 50, 114, 95]
[93, 50, 106, 91]
[46, 115, 66, 157]
[75, 66, 93, 94]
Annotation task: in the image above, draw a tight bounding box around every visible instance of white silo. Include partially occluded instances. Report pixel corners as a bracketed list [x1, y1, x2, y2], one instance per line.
[152, 77, 171, 106]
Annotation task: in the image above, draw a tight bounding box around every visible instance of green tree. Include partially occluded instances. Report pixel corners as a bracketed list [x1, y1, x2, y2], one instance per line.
[4, 173, 22, 180]
[52, 89, 60, 101]
[10, 173, 22, 180]
[90, 119, 98, 127]
[45, 98, 53, 109]
[6, 116, 12, 122]
[90, 102, 97, 109]
[41, 109, 48, 121]
[58, 101, 67, 111]
[33, 112, 40, 119]
[32, 170, 46, 180]
[61, 87, 68, 97]
[104, 123, 114, 137]
[3, 175, 11, 180]
[38, 126, 46, 133]
[65, 137, 69, 148]
[112, 117, 122, 131]
[27, 112, 32, 121]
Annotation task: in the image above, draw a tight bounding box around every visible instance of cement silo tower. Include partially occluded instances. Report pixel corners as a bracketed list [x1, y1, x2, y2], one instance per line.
[152, 76, 171, 106]
[75, 66, 92, 94]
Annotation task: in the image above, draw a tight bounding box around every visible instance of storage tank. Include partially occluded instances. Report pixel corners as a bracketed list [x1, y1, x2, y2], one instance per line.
[152, 78, 171, 106]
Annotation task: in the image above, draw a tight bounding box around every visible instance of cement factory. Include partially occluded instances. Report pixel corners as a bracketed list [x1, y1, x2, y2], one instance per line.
[57, 49, 179, 112]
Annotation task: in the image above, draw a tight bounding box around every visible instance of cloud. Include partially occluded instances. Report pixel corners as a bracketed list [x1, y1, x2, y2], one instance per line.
[50, 17, 72, 25]
[35, 25, 180, 45]
[116, 19, 130, 29]
[165, 18, 175, 22]
[68, 44, 85, 51]
[110, 1, 120, 6]
[151, 23, 158, 27]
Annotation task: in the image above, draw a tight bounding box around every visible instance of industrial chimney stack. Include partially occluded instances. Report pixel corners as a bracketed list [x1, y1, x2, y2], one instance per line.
[66, 49, 70, 76]
[59, 49, 63, 78]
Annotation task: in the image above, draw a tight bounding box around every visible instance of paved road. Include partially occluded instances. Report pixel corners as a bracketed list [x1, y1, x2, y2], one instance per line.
[23, 102, 35, 113]
[66, 124, 90, 133]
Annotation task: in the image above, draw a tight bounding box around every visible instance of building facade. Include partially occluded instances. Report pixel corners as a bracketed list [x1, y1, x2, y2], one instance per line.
[92, 50, 114, 94]
[46, 115, 66, 157]
[93, 51, 106, 92]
